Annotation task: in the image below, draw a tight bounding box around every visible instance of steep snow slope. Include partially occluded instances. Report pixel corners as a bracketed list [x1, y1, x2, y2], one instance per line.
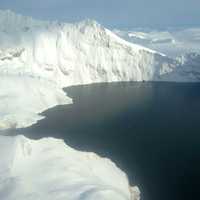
[0, 135, 140, 200]
[0, 10, 194, 86]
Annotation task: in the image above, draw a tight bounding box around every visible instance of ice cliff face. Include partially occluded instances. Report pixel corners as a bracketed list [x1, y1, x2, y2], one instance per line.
[0, 135, 140, 200]
[1, 10, 198, 87]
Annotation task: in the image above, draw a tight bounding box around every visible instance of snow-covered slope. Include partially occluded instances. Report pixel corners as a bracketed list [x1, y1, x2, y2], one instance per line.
[0, 135, 140, 200]
[113, 28, 200, 80]
[1, 10, 197, 86]
[0, 10, 146, 200]
[0, 75, 72, 130]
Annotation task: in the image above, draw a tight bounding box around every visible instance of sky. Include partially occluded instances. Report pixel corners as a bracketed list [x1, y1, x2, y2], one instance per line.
[0, 0, 199, 28]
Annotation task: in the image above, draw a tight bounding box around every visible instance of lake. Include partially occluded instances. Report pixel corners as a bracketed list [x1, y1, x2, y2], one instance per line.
[17, 82, 200, 200]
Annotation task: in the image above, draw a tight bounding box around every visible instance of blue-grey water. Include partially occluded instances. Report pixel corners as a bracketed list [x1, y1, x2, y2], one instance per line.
[17, 82, 200, 200]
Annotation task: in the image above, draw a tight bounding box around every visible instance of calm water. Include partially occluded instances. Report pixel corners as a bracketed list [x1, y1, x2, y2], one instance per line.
[17, 82, 200, 200]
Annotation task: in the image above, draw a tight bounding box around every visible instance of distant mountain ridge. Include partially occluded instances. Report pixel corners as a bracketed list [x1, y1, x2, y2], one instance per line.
[114, 27, 200, 57]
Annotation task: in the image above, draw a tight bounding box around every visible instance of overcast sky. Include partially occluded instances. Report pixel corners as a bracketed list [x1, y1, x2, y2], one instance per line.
[0, 0, 199, 28]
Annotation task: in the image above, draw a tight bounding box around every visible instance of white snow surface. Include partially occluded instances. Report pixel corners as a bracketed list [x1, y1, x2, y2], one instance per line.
[0, 75, 72, 130]
[114, 28, 200, 58]
[0, 135, 140, 200]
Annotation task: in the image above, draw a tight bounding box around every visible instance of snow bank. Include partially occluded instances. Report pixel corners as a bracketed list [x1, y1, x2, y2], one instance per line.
[0, 135, 140, 200]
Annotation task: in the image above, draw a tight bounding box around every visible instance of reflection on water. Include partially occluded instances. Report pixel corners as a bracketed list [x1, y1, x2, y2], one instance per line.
[16, 82, 200, 200]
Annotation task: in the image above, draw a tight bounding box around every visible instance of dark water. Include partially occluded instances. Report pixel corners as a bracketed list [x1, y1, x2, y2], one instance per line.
[17, 82, 200, 200]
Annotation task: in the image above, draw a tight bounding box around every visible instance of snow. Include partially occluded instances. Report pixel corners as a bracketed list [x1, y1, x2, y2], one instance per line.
[113, 28, 200, 57]
[0, 135, 140, 200]
[0, 9, 189, 130]
[1, 9, 199, 89]
[0, 10, 200, 199]
[0, 75, 72, 130]
[0, 10, 143, 200]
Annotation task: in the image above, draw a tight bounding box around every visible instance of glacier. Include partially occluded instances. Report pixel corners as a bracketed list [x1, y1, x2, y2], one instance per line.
[0, 9, 200, 200]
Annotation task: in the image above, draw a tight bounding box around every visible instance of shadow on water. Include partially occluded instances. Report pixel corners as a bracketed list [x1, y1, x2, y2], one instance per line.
[14, 82, 200, 200]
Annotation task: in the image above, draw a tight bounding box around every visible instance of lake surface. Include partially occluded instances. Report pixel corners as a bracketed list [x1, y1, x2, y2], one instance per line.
[18, 82, 200, 200]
